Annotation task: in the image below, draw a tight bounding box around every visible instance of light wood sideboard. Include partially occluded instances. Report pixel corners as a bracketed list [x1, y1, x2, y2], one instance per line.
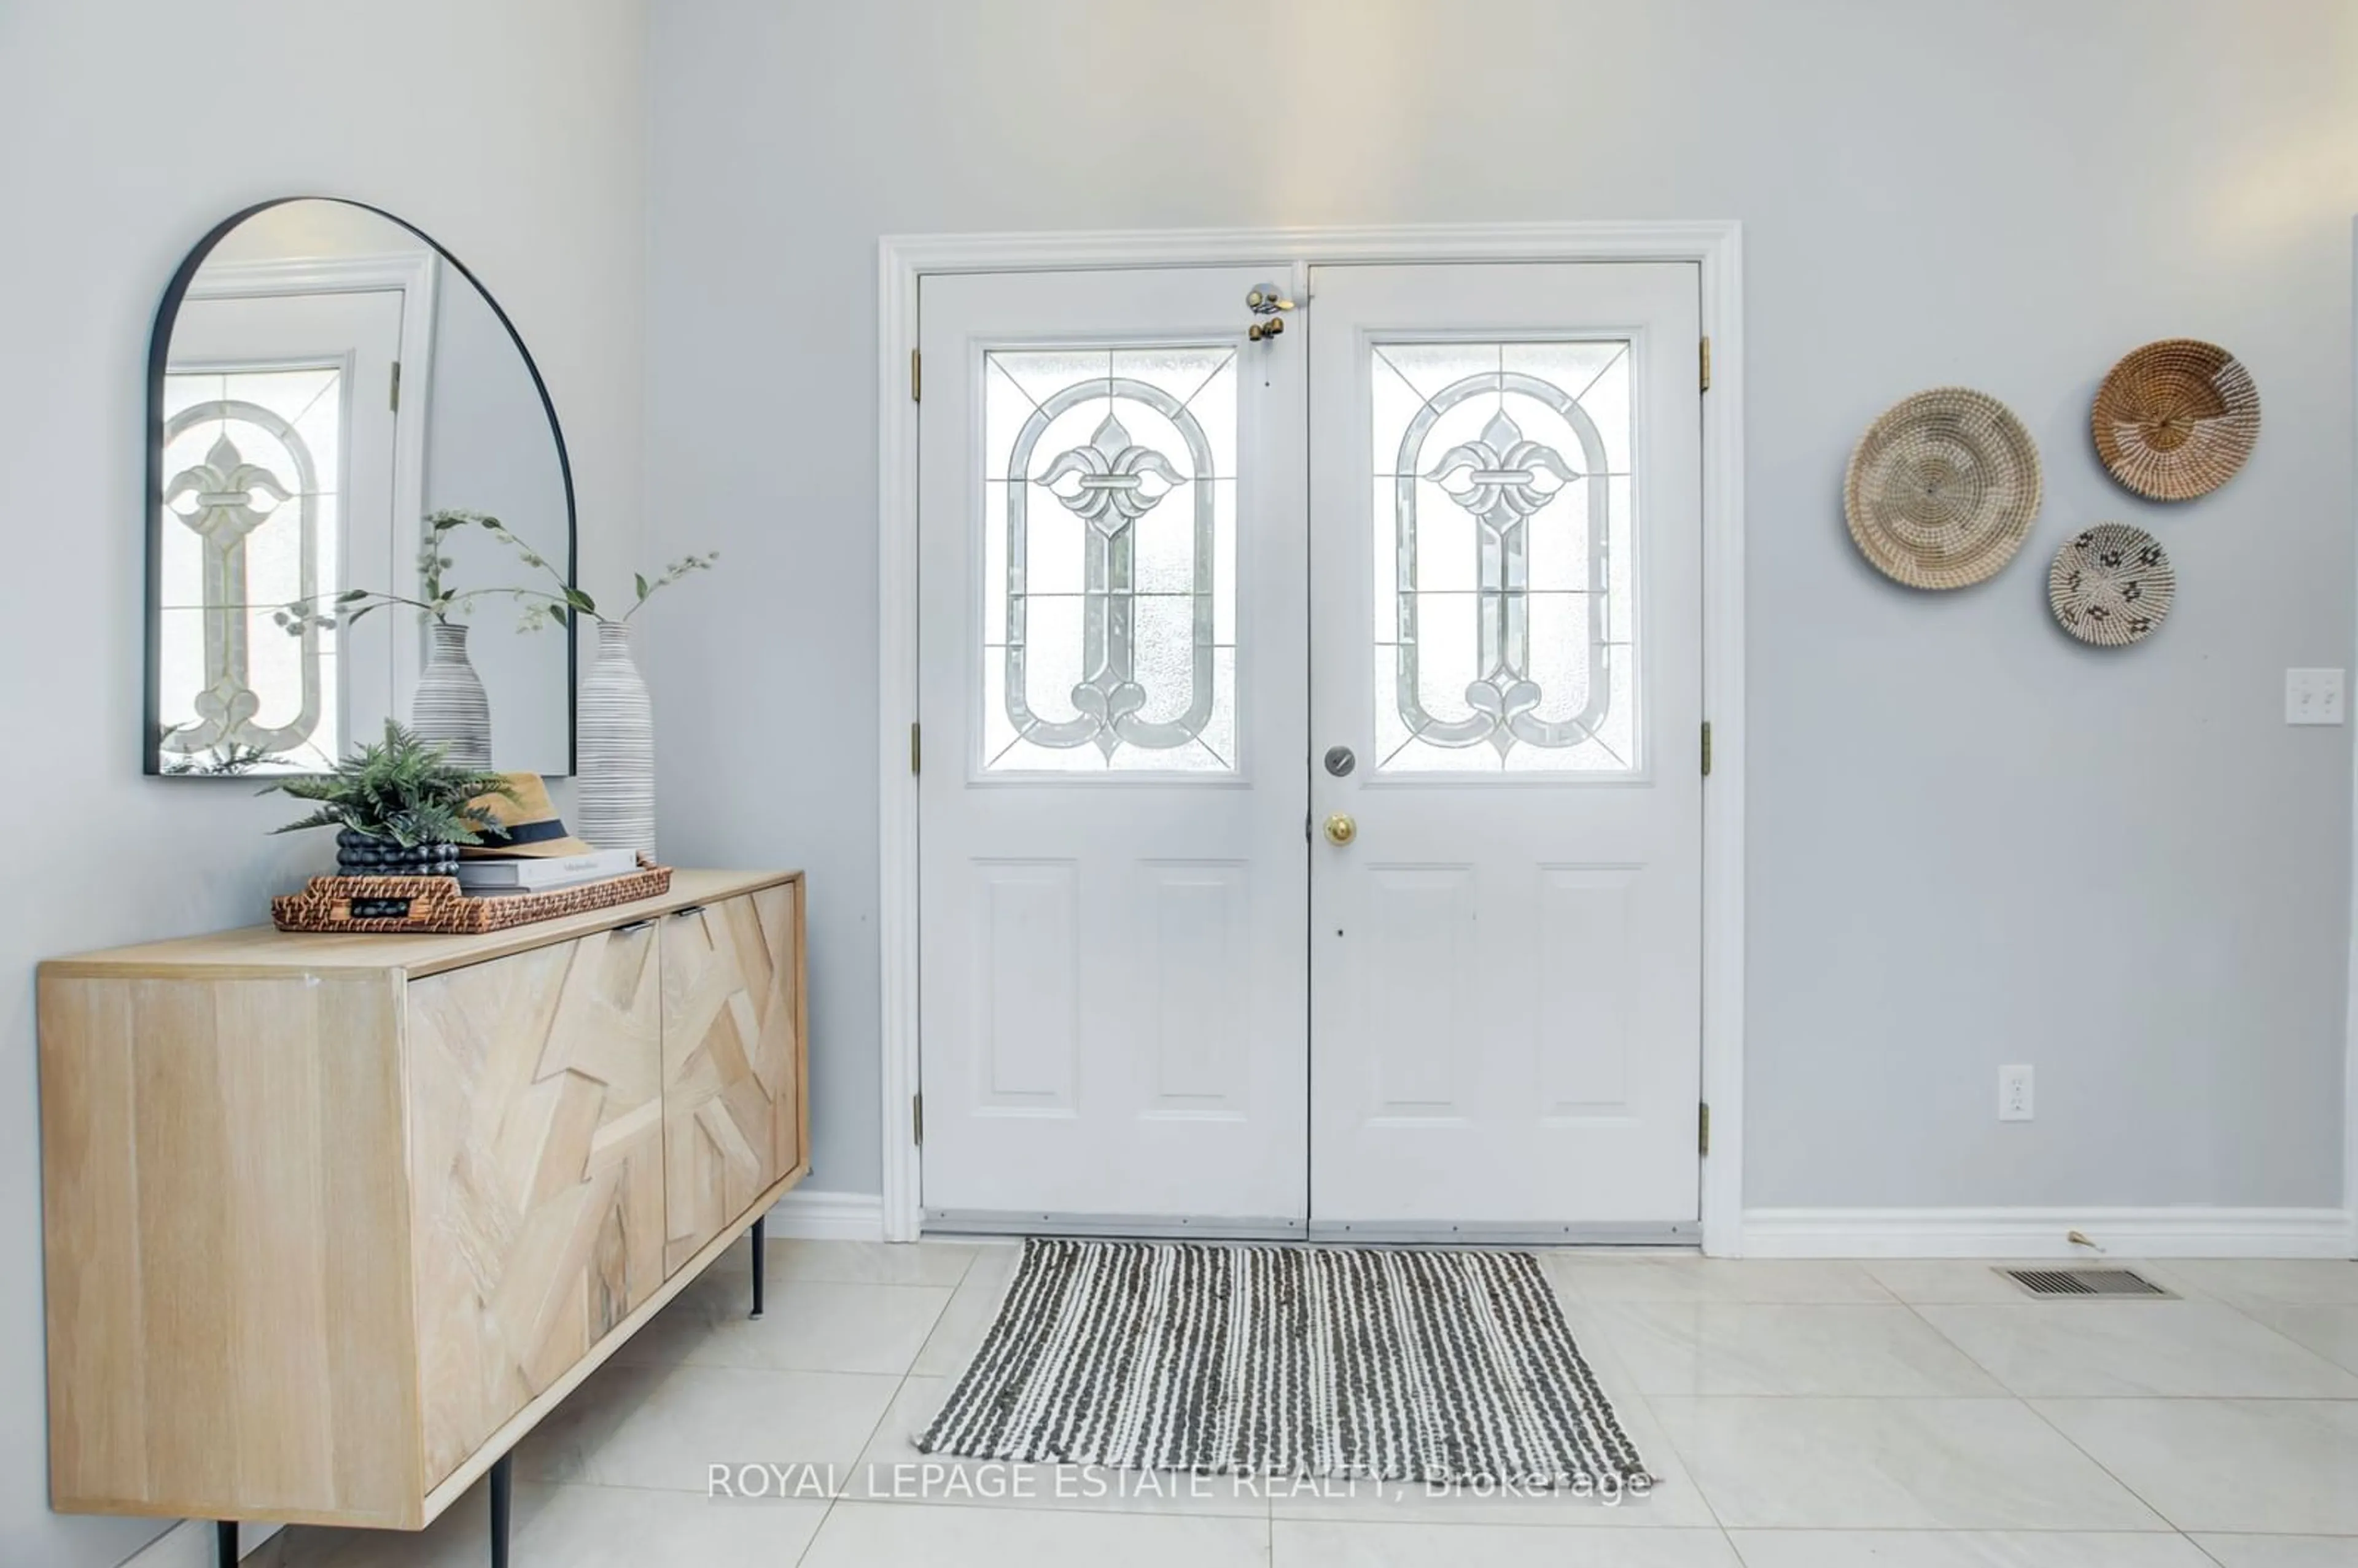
[37, 868, 807, 1536]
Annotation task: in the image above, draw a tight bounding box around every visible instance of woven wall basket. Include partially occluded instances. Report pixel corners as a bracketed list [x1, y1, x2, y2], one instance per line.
[2091, 338, 2259, 501]
[1844, 387, 2044, 590]
[2049, 523, 2174, 647]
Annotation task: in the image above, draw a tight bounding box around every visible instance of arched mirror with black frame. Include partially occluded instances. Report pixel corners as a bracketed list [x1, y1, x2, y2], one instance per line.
[144, 196, 577, 777]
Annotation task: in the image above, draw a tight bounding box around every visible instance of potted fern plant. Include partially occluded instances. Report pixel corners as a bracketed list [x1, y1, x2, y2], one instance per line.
[267, 720, 516, 877]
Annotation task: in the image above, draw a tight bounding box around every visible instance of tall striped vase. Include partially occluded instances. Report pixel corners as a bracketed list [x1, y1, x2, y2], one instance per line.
[410, 621, 492, 769]
[577, 619, 656, 858]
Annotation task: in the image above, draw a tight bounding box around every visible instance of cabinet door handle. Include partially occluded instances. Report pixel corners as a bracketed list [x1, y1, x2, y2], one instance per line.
[671, 904, 707, 919]
[612, 918, 658, 935]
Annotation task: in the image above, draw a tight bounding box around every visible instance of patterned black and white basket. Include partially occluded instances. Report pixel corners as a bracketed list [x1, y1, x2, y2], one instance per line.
[2050, 522, 2174, 648]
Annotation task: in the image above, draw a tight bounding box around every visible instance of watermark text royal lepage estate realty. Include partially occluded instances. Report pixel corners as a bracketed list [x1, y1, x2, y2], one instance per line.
[707, 1462, 1652, 1506]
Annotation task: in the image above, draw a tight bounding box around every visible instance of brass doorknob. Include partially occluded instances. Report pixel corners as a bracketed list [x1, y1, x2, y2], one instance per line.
[1323, 813, 1357, 847]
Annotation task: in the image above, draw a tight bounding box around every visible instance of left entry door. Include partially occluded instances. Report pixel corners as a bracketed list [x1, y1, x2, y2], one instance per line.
[917, 268, 1310, 1225]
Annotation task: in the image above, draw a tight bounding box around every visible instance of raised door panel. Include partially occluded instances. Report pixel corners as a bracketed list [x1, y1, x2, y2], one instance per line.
[407, 922, 664, 1490]
[661, 885, 803, 1273]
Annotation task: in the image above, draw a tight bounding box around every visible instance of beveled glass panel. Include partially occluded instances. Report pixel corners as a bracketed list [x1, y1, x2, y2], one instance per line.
[1369, 338, 1637, 774]
[157, 365, 339, 770]
[981, 345, 1237, 774]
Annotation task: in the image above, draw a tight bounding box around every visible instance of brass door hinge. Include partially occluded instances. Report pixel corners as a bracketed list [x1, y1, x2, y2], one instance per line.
[1700, 720, 1713, 777]
[910, 721, 921, 775]
[912, 1092, 924, 1146]
[389, 360, 402, 412]
[1699, 336, 1711, 393]
[911, 349, 921, 403]
[1698, 1102, 1711, 1156]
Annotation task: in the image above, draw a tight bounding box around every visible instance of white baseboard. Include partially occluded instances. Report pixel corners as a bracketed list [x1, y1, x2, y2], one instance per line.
[752, 1194, 2356, 1257]
[1741, 1206, 2357, 1259]
[760, 1187, 886, 1242]
[120, 1519, 282, 1567]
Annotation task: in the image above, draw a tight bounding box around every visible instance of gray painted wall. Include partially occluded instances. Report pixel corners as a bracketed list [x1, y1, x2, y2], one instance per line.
[424, 266, 578, 775]
[642, 0, 2358, 1209]
[0, 4, 647, 1564]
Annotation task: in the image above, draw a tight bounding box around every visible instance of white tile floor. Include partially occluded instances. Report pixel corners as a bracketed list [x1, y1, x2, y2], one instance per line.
[263, 1243, 2358, 1567]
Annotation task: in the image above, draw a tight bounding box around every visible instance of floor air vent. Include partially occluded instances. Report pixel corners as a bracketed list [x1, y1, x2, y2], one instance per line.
[1999, 1267, 2173, 1298]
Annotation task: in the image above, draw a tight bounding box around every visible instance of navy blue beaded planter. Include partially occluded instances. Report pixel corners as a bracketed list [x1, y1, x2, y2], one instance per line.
[334, 831, 462, 877]
[332, 833, 461, 917]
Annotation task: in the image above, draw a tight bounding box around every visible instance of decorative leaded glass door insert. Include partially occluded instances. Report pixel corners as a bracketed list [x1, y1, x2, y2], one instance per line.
[158, 286, 407, 775]
[1373, 341, 1636, 772]
[159, 368, 343, 768]
[982, 347, 1237, 772]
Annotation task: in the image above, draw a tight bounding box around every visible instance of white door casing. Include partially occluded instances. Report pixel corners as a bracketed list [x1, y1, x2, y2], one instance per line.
[1306, 262, 1705, 1232]
[878, 223, 1746, 1252]
[916, 267, 1311, 1224]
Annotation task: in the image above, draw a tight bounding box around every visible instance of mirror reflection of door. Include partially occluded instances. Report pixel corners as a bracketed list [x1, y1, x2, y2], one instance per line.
[163, 289, 405, 773]
[149, 199, 577, 777]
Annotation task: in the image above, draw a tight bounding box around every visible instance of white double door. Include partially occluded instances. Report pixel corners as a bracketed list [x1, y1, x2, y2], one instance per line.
[918, 260, 1703, 1235]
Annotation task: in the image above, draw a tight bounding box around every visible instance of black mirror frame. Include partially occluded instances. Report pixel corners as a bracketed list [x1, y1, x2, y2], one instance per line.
[142, 195, 578, 776]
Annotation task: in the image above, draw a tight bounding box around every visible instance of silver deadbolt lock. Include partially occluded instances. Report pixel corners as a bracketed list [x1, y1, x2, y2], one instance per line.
[1323, 745, 1355, 777]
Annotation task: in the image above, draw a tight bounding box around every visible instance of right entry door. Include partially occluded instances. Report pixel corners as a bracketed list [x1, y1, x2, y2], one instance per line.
[1307, 262, 1705, 1233]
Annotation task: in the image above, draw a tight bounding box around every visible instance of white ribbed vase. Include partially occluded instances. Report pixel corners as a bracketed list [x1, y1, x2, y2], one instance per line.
[577, 619, 655, 858]
[410, 621, 491, 769]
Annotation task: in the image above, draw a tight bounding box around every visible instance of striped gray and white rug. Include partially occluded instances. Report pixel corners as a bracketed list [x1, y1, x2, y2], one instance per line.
[916, 1238, 1648, 1488]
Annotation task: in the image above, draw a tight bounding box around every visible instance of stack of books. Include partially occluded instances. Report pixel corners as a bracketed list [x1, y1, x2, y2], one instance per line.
[457, 847, 641, 898]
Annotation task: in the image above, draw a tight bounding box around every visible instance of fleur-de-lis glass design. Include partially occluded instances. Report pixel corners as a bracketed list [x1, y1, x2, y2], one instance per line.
[158, 397, 324, 758]
[1382, 344, 1632, 770]
[988, 349, 1235, 771]
[1034, 413, 1189, 751]
[168, 432, 291, 545]
[1423, 407, 1579, 752]
[1040, 413, 1184, 528]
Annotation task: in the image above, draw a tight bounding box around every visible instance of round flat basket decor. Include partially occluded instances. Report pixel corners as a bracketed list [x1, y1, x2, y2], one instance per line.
[2091, 338, 2259, 501]
[1844, 387, 2044, 589]
[2049, 523, 2174, 647]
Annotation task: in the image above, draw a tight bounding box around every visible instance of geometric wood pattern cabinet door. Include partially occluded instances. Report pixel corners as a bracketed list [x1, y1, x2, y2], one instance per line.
[660, 883, 805, 1273]
[36, 869, 806, 1535]
[405, 920, 664, 1489]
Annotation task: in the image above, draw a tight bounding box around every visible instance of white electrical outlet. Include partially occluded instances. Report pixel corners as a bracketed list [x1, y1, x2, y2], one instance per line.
[1999, 1065, 2034, 1122]
[2286, 668, 2345, 726]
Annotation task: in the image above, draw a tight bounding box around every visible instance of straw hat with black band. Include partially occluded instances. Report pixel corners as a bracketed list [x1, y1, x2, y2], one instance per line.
[463, 773, 599, 858]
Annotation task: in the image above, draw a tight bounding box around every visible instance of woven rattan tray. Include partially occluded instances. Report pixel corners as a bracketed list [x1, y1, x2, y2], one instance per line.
[271, 856, 673, 934]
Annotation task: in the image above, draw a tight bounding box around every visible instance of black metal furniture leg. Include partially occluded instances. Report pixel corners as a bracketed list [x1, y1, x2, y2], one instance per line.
[750, 1214, 766, 1319]
[216, 1520, 238, 1567]
[489, 1453, 512, 1568]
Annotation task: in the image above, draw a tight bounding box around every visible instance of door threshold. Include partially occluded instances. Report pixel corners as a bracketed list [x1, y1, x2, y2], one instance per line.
[925, 1210, 1307, 1241]
[924, 1211, 1696, 1248]
[1309, 1219, 1699, 1247]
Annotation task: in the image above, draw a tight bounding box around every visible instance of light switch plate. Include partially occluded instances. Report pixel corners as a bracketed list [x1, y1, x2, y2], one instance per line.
[2286, 668, 2346, 726]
